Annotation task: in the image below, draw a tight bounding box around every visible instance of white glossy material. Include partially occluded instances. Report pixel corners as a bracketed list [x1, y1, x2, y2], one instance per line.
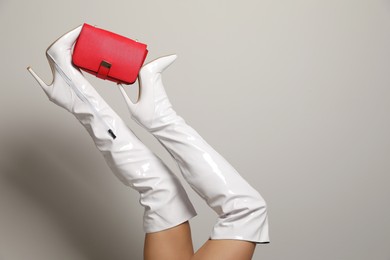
[119, 55, 270, 243]
[27, 27, 196, 233]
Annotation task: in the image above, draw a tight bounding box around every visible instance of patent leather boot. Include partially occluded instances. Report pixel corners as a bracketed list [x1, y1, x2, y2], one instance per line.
[119, 55, 269, 242]
[27, 27, 196, 233]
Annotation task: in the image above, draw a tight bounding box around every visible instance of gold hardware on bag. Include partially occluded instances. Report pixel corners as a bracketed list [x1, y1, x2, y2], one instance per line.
[101, 60, 112, 68]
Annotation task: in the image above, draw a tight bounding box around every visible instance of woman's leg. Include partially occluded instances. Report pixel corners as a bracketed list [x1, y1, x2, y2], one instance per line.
[144, 221, 194, 260]
[27, 27, 197, 260]
[193, 240, 256, 260]
[120, 55, 269, 258]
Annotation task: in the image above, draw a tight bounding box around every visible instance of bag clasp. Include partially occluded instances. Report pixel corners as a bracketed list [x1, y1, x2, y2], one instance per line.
[97, 60, 111, 80]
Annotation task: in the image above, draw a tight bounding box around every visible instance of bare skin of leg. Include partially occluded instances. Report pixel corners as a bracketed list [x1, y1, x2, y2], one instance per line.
[144, 221, 256, 260]
[192, 240, 256, 260]
[144, 221, 194, 260]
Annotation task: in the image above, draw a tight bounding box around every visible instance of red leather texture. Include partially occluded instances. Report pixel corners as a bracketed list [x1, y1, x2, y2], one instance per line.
[72, 23, 148, 85]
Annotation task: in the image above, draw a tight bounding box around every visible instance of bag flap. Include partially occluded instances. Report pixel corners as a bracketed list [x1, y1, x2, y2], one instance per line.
[72, 23, 148, 84]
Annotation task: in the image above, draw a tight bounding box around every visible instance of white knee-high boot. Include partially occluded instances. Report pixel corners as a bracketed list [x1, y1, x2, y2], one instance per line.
[119, 55, 269, 243]
[27, 28, 196, 233]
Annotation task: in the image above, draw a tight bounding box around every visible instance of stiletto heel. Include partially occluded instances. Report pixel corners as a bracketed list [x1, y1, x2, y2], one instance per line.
[27, 66, 49, 90]
[140, 54, 177, 75]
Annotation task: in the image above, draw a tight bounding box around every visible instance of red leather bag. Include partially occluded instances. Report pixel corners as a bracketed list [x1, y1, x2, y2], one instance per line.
[72, 23, 148, 85]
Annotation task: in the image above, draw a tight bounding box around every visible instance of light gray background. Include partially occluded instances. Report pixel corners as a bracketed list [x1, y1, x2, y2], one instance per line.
[0, 0, 389, 259]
